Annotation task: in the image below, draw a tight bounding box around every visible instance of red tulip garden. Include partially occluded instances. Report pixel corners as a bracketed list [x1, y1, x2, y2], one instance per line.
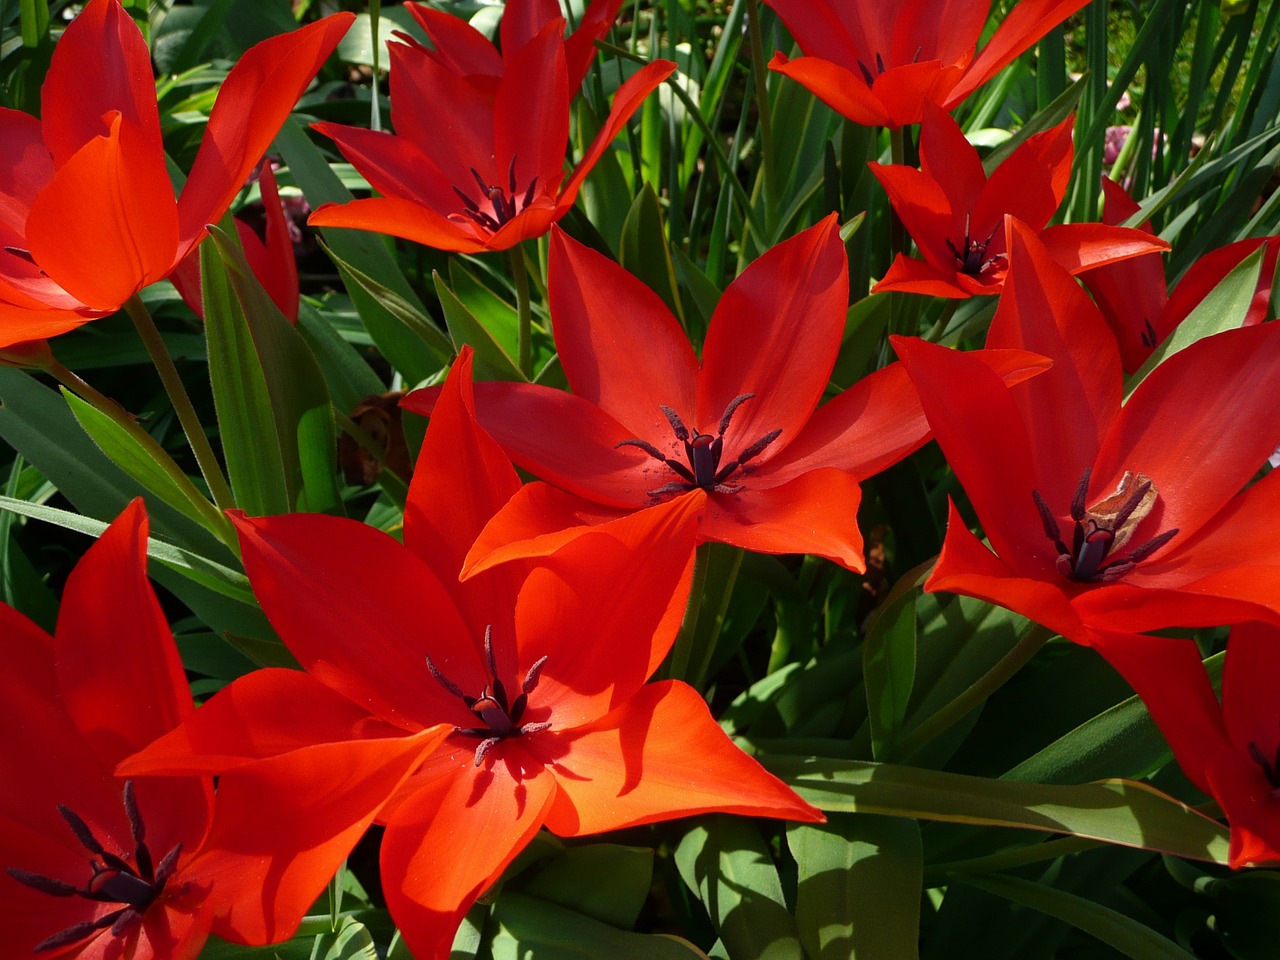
[2, 0, 1280, 957]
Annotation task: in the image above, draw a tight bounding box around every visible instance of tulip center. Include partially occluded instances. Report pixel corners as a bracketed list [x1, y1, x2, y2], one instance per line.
[855, 46, 922, 85]
[1032, 467, 1179, 582]
[616, 394, 781, 499]
[450, 156, 539, 234]
[1248, 741, 1280, 799]
[946, 215, 1004, 277]
[7, 781, 183, 953]
[426, 625, 550, 767]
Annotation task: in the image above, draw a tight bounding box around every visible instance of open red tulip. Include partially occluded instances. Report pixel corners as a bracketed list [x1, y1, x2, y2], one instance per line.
[763, 0, 1092, 129]
[123, 350, 821, 960]
[0, 0, 350, 348]
[869, 107, 1169, 297]
[309, 8, 674, 254]
[894, 218, 1280, 648]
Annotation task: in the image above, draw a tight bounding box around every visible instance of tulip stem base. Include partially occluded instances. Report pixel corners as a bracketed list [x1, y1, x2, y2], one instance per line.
[665, 541, 745, 690]
[124, 294, 235, 512]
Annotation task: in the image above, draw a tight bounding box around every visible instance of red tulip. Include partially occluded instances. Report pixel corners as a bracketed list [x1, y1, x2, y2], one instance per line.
[0, 0, 351, 348]
[123, 350, 820, 959]
[893, 218, 1280, 648]
[869, 107, 1169, 297]
[309, 10, 674, 253]
[763, 0, 1092, 129]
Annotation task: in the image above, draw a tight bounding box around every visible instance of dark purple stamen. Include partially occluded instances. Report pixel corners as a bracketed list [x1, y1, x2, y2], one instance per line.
[1032, 467, 1178, 583]
[616, 394, 781, 499]
[4, 245, 37, 264]
[1140, 318, 1158, 349]
[450, 156, 538, 233]
[426, 626, 551, 767]
[946, 214, 1004, 277]
[855, 46, 921, 85]
[7, 782, 182, 953]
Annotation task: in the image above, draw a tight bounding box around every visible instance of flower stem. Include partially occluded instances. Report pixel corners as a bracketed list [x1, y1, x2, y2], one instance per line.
[746, 0, 776, 225]
[124, 294, 235, 511]
[48, 359, 136, 425]
[893, 622, 1054, 759]
[665, 542, 744, 690]
[509, 244, 533, 379]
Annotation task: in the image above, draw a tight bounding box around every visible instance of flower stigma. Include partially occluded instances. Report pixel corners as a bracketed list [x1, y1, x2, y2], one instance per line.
[450, 155, 539, 234]
[7, 781, 183, 953]
[426, 625, 550, 767]
[616, 393, 781, 499]
[946, 214, 1004, 277]
[1032, 467, 1179, 583]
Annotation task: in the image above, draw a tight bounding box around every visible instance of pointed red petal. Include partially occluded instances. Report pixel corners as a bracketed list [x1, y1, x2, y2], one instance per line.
[700, 467, 865, 572]
[56, 500, 192, 764]
[558, 59, 677, 209]
[308, 196, 491, 253]
[974, 115, 1075, 233]
[497, 0, 562, 59]
[407, 3, 503, 76]
[540, 680, 822, 835]
[1222, 623, 1280, 762]
[0, 108, 53, 228]
[514, 492, 702, 726]
[381, 750, 557, 960]
[697, 216, 847, 463]
[27, 114, 179, 310]
[254, 163, 299, 323]
[872, 253, 973, 297]
[549, 227, 697, 436]
[867, 162, 958, 276]
[759, 0, 862, 64]
[919, 103, 987, 217]
[563, 0, 626, 92]
[178, 14, 354, 250]
[230, 511, 479, 732]
[767, 53, 891, 127]
[310, 120, 459, 212]
[494, 20, 570, 193]
[871, 60, 964, 130]
[1039, 222, 1172, 275]
[195, 726, 448, 944]
[40, 0, 163, 167]
[1163, 236, 1278, 333]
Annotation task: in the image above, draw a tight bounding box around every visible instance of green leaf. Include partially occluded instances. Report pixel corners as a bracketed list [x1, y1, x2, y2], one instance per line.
[863, 584, 917, 761]
[434, 272, 524, 382]
[962, 873, 1197, 960]
[1209, 871, 1280, 960]
[675, 816, 804, 960]
[619, 184, 685, 324]
[1125, 246, 1265, 397]
[760, 756, 1231, 864]
[520, 844, 654, 930]
[788, 815, 923, 960]
[312, 917, 380, 960]
[490, 892, 708, 960]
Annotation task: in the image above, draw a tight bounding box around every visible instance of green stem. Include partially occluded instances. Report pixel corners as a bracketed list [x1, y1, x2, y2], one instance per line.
[894, 622, 1055, 759]
[923, 301, 958, 343]
[48, 359, 137, 425]
[664, 543, 710, 684]
[745, 0, 775, 225]
[665, 542, 745, 690]
[509, 245, 533, 379]
[124, 294, 235, 511]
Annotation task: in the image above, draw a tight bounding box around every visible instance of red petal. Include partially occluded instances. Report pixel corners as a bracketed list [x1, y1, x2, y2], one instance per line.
[767, 53, 891, 127]
[1222, 623, 1280, 762]
[494, 20, 570, 194]
[563, 0, 625, 92]
[700, 467, 866, 571]
[230, 511, 480, 732]
[549, 227, 697, 437]
[254, 163, 299, 323]
[1164, 236, 1278, 333]
[381, 749, 557, 960]
[919, 103, 987, 217]
[539, 680, 822, 835]
[177, 14, 354, 250]
[892, 337, 1051, 574]
[39, 0, 163, 167]
[697, 216, 847, 465]
[870, 60, 964, 130]
[311, 120, 459, 213]
[760, 0, 863, 65]
[1092, 322, 1280, 542]
[1039, 222, 1172, 274]
[513, 492, 702, 727]
[872, 254, 973, 297]
[497, 0, 562, 59]
[974, 115, 1074, 233]
[56, 500, 193, 764]
[308, 196, 492, 253]
[406, 3, 503, 76]
[0, 108, 53, 232]
[134, 901, 213, 960]
[985, 218, 1120, 508]
[559, 59, 677, 209]
[867, 163, 958, 276]
[26, 113, 179, 310]
[193, 726, 449, 945]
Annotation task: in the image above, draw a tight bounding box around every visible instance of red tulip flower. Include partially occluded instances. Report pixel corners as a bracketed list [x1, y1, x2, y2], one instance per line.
[403, 217, 1048, 573]
[1097, 626, 1280, 869]
[124, 350, 821, 960]
[0, 0, 351, 348]
[869, 107, 1169, 298]
[1, 500, 392, 958]
[170, 162, 300, 324]
[762, 0, 1092, 129]
[309, 9, 674, 253]
[893, 219, 1280, 648]
[1081, 176, 1280, 372]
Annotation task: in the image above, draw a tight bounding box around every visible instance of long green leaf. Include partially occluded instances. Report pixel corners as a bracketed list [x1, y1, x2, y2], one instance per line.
[490, 893, 708, 960]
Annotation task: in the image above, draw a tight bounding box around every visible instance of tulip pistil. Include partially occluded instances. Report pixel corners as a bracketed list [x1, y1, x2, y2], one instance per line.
[451, 156, 539, 234]
[7, 781, 183, 953]
[616, 393, 781, 499]
[1032, 467, 1178, 583]
[426, 625, 551, 767]
[946, 214, 1003, 277]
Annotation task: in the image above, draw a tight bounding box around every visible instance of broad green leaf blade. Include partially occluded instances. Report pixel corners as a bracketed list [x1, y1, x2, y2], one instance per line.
[295, 302, 386, 426]
[863, 585, 917, 761]
[61, 389, 231, 541]
[314, 917, 380, 960]
[490, 893, 708, 960]
[788, 815, 922, 960]
[619, 185, 685, 324]
[760, 756, 1230, 864]
[520, 844, 654, 930]
[675, 816, 804, 960]
[1125, 246, 1265, 397]
[434, 272, 525, 382]
[962, 873, 1197, 960]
